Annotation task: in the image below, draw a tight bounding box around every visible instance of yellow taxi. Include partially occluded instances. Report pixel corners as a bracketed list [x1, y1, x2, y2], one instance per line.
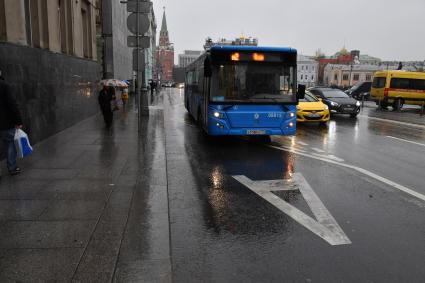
[297, 91, 330, 124]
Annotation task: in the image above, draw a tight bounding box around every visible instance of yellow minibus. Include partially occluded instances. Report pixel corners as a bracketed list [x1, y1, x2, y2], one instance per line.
[371, 70, 425, 110]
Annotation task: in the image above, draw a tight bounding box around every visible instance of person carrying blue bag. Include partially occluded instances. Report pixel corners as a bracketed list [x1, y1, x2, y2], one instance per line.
[0, 70, 23, 177]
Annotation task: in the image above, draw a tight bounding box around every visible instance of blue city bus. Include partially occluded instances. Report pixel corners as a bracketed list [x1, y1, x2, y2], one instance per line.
[184, 45, 305, 136]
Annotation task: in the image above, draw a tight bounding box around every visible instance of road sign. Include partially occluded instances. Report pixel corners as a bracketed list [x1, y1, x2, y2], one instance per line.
[127, 13, 150, 35]
[127, 36, 151, 48]
[133, 49, 145, 71]
[126, 0, 151, 13]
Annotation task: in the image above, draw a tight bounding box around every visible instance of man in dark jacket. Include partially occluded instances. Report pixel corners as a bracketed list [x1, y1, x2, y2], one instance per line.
[98, 84, 114, 128]
[0, 71, 23, 176]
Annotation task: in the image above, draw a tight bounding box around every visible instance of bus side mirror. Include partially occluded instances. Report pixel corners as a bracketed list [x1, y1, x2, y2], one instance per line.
[204, 57, 212, 77]
[297, 84, 306, 99]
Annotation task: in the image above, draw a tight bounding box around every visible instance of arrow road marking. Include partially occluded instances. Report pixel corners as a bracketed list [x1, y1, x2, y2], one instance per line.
[233, 174, 352, 246]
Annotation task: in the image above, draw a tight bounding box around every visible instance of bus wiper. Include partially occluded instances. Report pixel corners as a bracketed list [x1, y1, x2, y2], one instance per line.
[223, 105, 235, 110]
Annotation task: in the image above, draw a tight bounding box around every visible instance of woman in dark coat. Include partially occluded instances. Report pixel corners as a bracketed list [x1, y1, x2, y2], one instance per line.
[98, 85, 114, 128]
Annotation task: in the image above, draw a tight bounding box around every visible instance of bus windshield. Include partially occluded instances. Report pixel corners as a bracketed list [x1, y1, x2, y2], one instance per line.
[210, 63, 296, 103]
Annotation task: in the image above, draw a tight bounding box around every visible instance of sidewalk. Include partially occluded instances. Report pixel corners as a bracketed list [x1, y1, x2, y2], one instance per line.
[0, 95, 171, 282]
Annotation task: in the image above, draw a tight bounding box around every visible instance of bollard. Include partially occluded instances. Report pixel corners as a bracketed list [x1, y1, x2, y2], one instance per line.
[421, 101, 425, 117]
[361, 94, 365, 109]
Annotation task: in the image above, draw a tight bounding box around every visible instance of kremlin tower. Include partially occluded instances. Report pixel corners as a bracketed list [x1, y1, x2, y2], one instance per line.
[156, 8, 174, 82]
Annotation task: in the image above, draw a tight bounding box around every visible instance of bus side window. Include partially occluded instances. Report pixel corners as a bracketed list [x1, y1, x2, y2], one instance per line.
[390, 78, 409, 89]
[186, 71, 193, 85]
[198, 67, 204, 96]
[412, 79, 425, 91]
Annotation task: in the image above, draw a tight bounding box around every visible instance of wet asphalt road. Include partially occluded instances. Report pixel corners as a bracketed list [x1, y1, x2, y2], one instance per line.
[161, 88, 424, 283]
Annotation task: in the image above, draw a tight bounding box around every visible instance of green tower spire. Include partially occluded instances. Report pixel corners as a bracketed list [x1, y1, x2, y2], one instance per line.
[161, 7, 168, 34]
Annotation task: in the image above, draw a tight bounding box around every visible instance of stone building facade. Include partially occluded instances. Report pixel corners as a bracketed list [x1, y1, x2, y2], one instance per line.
[324, 64, 381, 88]
[297, 55, 318, 87]
[178, 50, 202, 68]
[0, 0, 100, 146]
[101, 0, 132, 80]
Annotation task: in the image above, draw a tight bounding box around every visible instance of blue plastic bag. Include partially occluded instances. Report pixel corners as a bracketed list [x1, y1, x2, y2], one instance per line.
[14, 129, 33, 158]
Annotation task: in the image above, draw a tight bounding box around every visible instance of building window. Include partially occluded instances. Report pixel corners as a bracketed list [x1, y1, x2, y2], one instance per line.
[311, 75, 314, 81]
[366, 74, 372, 81]
[81, 0, 92, 58]
[301, 75, 303, 80]
[343, 74, 348, 81]
[59, 0, 73, 55]
[353, 74, 359, 81]
[334, 74, 338, 81]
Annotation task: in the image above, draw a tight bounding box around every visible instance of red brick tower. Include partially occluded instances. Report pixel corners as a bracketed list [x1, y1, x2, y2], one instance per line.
[156, 8, 174, 82]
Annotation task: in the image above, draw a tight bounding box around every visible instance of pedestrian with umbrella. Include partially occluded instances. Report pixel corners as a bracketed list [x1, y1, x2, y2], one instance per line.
[98, 83, 114, 128]
[98, 80, 128, 127]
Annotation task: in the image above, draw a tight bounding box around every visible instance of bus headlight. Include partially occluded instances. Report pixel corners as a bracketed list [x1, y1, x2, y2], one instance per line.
[213, 112, 224, 118]
[290, 112, 295, 118]
[289, 122, 294, 128]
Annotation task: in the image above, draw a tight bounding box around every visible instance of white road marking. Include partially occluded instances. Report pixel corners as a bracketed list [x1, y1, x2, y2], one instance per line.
[233, 174, 352, 246]
[326, 155, 345, 163]
[269, 145, 425, 203]
[298, 141, 309, 146]
[311, 147, 326, 153]
[307, 152, 345, 163]
[149, 105, 164, 110]
[387, 136, 425, 148]
[358, 115, 425, 130]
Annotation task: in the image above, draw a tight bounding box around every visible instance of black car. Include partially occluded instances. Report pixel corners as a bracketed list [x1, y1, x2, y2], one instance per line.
[345, 81, 372, 100]
[308, 87, 361, 118]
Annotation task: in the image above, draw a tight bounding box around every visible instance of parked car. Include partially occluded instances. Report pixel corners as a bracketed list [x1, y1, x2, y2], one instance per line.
[308, 87, 361, 118]
[296, 92, 330, 125]
[346, 81, 372, 100]
[161, 81, 174, 88]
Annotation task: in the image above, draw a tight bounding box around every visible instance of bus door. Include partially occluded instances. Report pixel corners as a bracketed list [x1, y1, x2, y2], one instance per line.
[202, 74, 211, 130]
[203, 57, 212, 130]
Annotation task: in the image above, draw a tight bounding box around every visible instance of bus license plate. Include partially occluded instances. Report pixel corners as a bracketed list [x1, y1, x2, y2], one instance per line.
[247, 130, 266, 135]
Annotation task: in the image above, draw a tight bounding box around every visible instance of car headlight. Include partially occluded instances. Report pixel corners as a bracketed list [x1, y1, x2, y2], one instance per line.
[356, 101, 361, 107]
[324, 105, 329, 110]
[330, 101, 339, 107]
[213, 112, 225, 119]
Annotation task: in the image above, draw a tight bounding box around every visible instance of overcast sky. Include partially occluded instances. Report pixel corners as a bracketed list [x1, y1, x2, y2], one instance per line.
[153, 0, 425, 62]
